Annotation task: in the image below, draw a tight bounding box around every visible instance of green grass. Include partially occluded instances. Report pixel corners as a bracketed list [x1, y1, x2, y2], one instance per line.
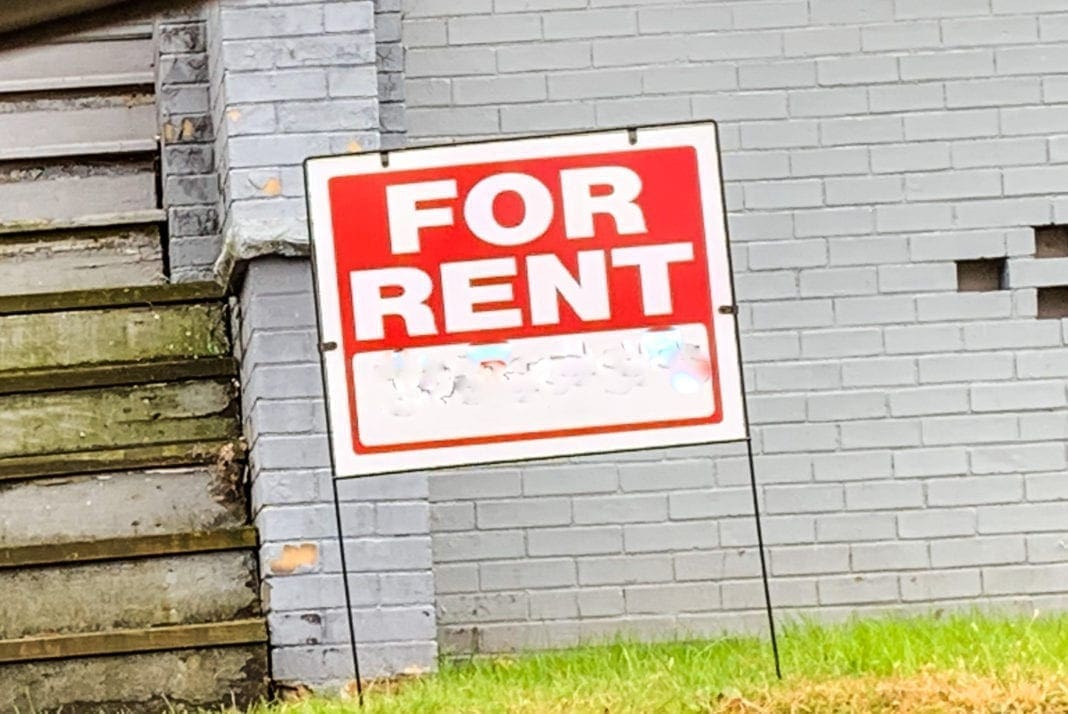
[248, 612, 1068, 713]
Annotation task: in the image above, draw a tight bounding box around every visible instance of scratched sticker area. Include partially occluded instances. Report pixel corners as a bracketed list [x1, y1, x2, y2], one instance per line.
[353, 324, 714, 447]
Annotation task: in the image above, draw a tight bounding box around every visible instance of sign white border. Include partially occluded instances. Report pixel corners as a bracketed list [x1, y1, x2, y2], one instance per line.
[305, 123, 747, 477]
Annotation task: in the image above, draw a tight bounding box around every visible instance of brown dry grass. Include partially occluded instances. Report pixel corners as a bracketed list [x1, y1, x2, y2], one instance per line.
[720, 670, 1068, 713]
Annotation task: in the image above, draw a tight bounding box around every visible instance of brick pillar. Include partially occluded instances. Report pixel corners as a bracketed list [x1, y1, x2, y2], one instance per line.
[237, 259, 436, 687]
[205, 0, 436, 688]
[206, 0, 381, 276]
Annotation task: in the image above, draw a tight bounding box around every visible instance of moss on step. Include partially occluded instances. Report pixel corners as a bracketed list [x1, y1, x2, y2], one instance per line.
[0, 380, 239, 460]
[0, 303, 229, 374]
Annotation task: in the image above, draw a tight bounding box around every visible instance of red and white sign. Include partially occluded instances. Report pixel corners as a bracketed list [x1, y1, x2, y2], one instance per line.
[305, 124, 745, 476]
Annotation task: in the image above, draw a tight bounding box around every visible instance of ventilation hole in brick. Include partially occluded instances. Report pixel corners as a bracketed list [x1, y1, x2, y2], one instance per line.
[957, 258, 1006, 292]
[1037, 287, 1068, 319]
[1035, 225, 1068, 258]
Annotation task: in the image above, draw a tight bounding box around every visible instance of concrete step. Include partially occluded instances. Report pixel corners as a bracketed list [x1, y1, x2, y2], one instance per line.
[0, 439, 236, 483]
[0, 155, 157, 229]
[0, 300, 229, 377]
[0, 464, 246, 547]
[0, 532, 267, 709]
[0, 28, 153, 96]
[0, 103, 157, 162]
[0, 549, 259, 640]
[0, 639, 268, 712]
[0, 225, 164, 296]
[0, 280, 264, 710]
[0, 380, 239, 462]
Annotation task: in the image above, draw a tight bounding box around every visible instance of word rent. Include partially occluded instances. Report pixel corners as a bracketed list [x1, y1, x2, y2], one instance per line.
[350, 167, 695, 341]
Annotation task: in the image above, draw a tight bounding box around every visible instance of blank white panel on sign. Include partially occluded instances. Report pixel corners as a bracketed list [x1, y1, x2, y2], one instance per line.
[353, 324, 716, 448]
[306, 123, 746, 476]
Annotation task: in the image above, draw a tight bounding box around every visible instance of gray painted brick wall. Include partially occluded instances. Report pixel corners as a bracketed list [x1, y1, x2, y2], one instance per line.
[197, 0, 1068, 687]
[401, 0, 1068, 654]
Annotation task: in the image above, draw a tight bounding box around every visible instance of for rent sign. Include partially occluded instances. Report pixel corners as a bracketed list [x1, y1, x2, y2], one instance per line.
[305, 124, 745, 476]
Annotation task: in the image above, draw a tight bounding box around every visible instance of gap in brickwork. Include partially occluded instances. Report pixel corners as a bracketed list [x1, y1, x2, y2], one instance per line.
[1035, 226, 1068, 258]
[1037, 287, 1068, 319]
[956, 258, 1006, 292]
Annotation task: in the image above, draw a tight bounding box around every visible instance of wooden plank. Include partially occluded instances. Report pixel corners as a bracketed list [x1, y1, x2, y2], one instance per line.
[0, 528, 258, 570]
[0, 550, 259, 641]
[0, 38, 154, 94]
[0, 302, 229, 373]
[0, 440, 239, 483]
[0, 619, 268, 664]
[0, 209, 164, 236]
[0, 280, 224, 315]
[0, 103, 158, 161]
[0, 172, 157, 225]
[0, 465, 247, 547]
[0, 227, 164, 295]
[0, 357, 237, 395]
[0, 380, 239, 460]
